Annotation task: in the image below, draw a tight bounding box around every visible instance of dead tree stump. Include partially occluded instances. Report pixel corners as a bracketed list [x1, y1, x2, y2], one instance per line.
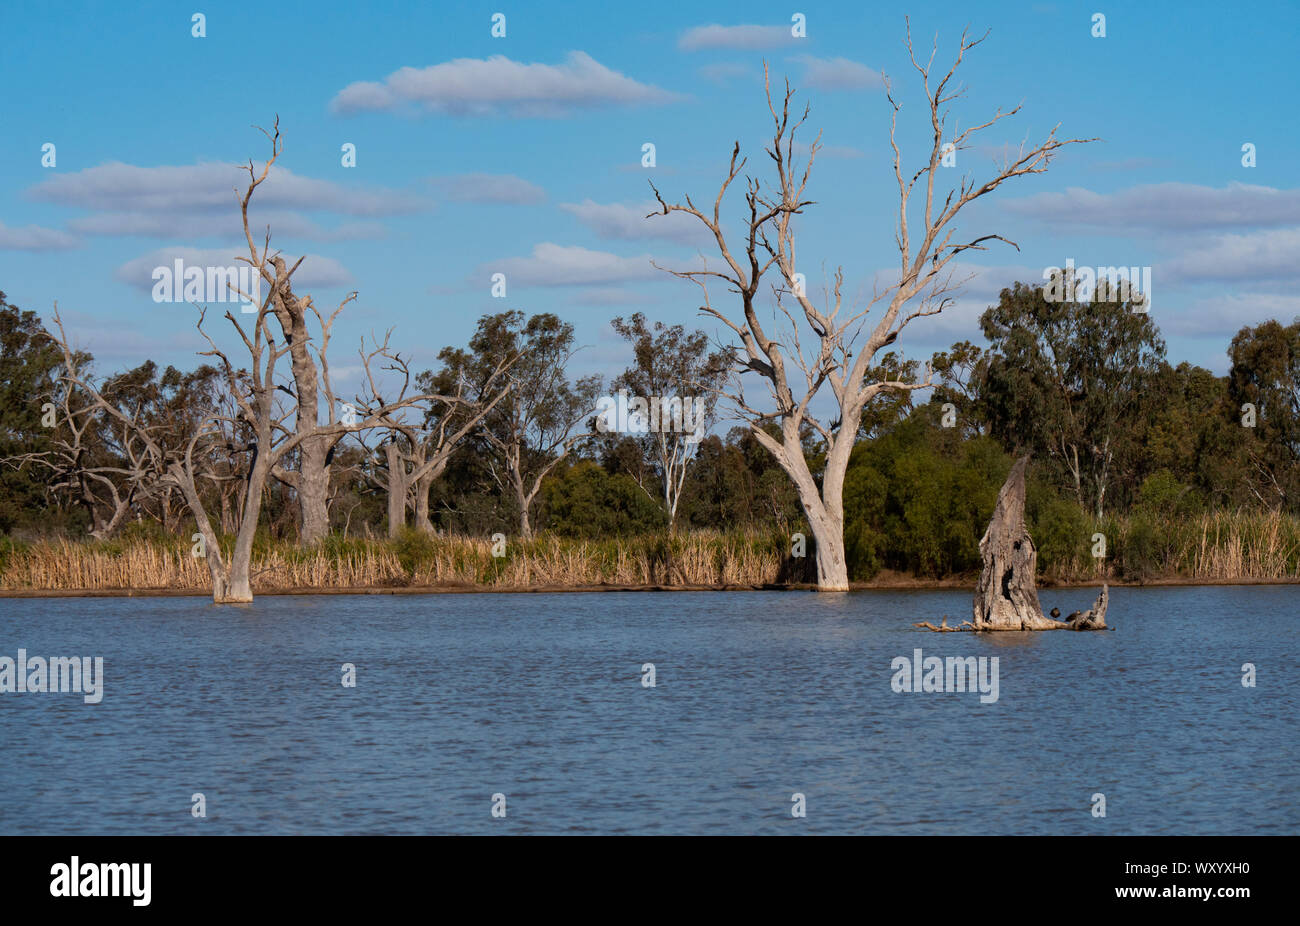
[1065, 585, 1109, 630]
[913, 457, 1111, 633]
[967, 456, 1108, 631]
[973, 457, 1057, 629]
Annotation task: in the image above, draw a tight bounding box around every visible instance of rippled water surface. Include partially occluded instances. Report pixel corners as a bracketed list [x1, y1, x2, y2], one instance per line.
[0, 587, 1295, 834]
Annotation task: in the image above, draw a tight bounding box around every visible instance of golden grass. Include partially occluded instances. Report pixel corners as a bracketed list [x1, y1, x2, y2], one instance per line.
[3, 510, 1297, 593]
[0, 531, 792, 592]
[1041, 509, 1300, 582]
[1184, 509, 1300, 580]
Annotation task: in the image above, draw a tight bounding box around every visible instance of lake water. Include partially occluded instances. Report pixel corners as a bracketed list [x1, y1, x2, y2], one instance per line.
[0, 587, 1295, 835]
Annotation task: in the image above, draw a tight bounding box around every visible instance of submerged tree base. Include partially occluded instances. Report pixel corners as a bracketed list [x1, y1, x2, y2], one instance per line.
[916, 584, 1111, 632]
[919, 457, 1112, 632]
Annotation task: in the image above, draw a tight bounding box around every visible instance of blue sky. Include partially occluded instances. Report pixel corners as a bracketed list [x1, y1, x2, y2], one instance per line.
[1, 0, 1296, 399]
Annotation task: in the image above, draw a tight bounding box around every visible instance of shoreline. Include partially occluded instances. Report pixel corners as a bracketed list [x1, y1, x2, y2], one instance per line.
[3, 575, 1298, 598]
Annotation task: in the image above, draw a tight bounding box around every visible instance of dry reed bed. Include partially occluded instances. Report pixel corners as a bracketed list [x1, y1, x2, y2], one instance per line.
[0, 532, 789, 591]
[2, 512, 1297, 592]
[1043, 510, 1300, 582]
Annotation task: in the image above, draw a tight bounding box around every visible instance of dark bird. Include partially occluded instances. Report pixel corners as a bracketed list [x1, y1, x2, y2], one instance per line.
[1050, 607, 1061, 618]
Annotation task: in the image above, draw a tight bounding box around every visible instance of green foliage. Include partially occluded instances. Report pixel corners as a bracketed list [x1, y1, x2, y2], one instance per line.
[1115, 512, 1160, 579]
[1028, 492, 1087, 573]
[843, 411, 1011, 578]
[541, 460, 667, 538]
[118, 519, 174, 546]
[0, 294, 61, 533]
[392, 527, 439, 578]
[976, 280, 1166, 516]
[1136, 470, 1203, 520]
[6, 265, 1300, 591]
[1228, 318, 1300, 508]
[0, 535, 30, 574]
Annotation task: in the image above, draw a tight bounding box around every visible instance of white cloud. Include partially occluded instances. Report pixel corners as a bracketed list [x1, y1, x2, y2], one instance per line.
[1160, 228, 1300, 283]
[559, 200, 709, 246]
[0, 220, 78, 250]
[678, 24, 798, 51]
[1003, 182, 1300, 231]
[791, 55, 883, 91]
[331, 52, 675, 117]
[486, 243, 660, 287]
[31, 162, 422, 217]
[945, 263, 1044, 300]
[27, 161, 422, 243]
[433, 173, 546, 204]
[1156, 292, 1300, 339]
[572, 287, 649, 306]
[68, 211, 386, 242]
[864, 262, 1041, 303]
[698, 62, 755, 85]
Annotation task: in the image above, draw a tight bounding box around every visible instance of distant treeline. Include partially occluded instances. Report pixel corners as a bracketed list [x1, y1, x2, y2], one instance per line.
[2, 281, 1298, 583]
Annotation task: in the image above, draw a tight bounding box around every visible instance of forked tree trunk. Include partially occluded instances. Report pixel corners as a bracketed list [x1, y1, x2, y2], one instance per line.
[172, 455, 259, 605]
[386, 440, 410, 539]
[804, 503, 848, 590]
[413, 470, 436, 534]
[297, 436, 333, 544]
[268, 260, 334, 547]
[784, 449, 849, 591]
[971, 456, 1108, 632]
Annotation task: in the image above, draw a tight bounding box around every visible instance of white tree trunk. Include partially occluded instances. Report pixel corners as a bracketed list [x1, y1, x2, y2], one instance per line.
[386, 440, 409, 539]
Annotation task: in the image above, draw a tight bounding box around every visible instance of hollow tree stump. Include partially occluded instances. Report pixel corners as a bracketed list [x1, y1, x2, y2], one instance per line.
[973, 457, 1055, 629]
[913, 457, 1110, 633]
[970, 456, 1108, 631]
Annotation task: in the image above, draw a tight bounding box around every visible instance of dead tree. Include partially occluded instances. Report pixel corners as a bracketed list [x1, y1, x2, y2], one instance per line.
[357, 423, 418, 540]
[917, 456, 1109, 632]
[6, 367, 165, 539]
[238, 120, 356, 545]
[51, 281, 424, 602]
[407, 375, 512, 534]
[360, 368, 512, 538]
[973, 456, 1059, 629]
[649, 24, 1091, 590]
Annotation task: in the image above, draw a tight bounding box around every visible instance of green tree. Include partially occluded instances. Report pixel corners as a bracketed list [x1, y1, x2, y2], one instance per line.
[438, 311, 601, 538]
[541, 459, 667, 538]
[976, 280, 1165, 517]
[605, 313, 727, 532]
[1227, 319, 1300, 509]
[0, 294, 62, 533]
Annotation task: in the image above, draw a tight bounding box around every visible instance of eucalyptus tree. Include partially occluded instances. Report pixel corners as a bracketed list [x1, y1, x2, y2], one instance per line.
[607, 312, 727, 533]
[1228, 318, 1300, 509]
[976, 279, 1165, 518]
[648, 26, 1090, 589]
[0, 295, 61, 532]
[439, 311, 600, 538]
[44, 124, 429, 601]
